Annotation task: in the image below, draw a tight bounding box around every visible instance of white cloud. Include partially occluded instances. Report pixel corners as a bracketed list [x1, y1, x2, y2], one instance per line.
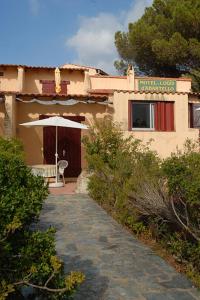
[67, 13, 121, 74]
[29, 0, 40, 15]
[66, 0, 153, 74]
[125, 0, 154, 27]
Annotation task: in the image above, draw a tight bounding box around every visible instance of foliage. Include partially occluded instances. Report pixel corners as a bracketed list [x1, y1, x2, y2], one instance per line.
[114, 0, 200, 84]
[84, 119, 200, 287]
[161, 141, 200, 241]
[0, 138, 24, 159]
[184, 68, 200, 92]
[83, 118, 160, 211]
[0, 138, 84, 299]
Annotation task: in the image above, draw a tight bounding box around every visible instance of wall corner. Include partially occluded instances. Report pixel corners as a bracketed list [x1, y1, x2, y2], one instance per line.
[17, 67, 25, 92]
[127, 65, 135, 91]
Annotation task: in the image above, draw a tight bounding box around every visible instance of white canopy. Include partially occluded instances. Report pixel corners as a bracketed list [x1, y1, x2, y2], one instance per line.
[20, 116, 88, 129]
[20, 116, 88, 187]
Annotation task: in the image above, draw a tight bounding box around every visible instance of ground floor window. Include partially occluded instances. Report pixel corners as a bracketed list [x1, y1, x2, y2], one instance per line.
[132, 102, 155, 130]
[129, 101, 174, 131]
[189, 103, 200, 128]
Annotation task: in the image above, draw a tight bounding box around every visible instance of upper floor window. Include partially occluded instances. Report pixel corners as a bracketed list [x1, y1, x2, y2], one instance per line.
[40, 80, 69, 94]
[129, 101, 174, 131]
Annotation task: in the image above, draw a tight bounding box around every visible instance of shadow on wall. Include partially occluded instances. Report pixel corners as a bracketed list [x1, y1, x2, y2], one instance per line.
[0, 103, 5, 136]
[16, 101, 114, 165]
[17, 126, 43, 165]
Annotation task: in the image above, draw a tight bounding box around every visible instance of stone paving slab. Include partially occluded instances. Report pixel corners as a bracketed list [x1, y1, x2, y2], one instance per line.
[37, 194, 200, 300]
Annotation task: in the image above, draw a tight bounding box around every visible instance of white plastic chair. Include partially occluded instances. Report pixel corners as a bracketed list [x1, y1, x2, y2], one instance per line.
[57, 160, 68, 185]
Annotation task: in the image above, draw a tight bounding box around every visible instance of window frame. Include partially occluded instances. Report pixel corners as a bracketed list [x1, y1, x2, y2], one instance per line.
[131, 101, 155, 131]
[128, 100, 175, 132]
[189, 103, 200, 128]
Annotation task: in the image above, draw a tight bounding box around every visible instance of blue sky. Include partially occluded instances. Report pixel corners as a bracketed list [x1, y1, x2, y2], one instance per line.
[1, 0, 152, 74]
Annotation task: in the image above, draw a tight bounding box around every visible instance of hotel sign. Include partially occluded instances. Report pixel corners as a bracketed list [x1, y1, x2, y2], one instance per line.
[138, 79, 176, 92]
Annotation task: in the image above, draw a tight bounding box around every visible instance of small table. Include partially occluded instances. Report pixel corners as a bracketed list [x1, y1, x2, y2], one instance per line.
[30, 164, 57, 178]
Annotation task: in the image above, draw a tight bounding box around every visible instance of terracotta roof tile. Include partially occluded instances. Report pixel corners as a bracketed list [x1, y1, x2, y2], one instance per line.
[88, 89, 114, 95]
[0, 64, 87, 71]
[135, 76, 192, 81]
[15, 92, 108, 101]
[61, 63, 108, 75]
[90, 75, 127, 79]
[114, 90, 189, 95]
[189, 92, 200, 96]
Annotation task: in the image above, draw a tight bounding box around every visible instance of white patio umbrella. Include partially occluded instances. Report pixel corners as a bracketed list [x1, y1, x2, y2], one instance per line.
[20, 116, 88, 187]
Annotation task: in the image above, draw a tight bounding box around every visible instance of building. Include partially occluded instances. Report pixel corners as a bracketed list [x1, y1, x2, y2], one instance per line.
[0, 63, 199, 178]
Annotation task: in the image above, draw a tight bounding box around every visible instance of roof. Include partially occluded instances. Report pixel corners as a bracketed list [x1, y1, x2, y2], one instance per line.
[61, 63, 108, 75]
[189, 92, 200, 96]
[90, 75, 127, 79]
[0, 64, 88, 72]
[88, 89, 114, 95]
[114, 90, 189, 95]
[135, 76, 192, 81]
[0, 91, 108, 101]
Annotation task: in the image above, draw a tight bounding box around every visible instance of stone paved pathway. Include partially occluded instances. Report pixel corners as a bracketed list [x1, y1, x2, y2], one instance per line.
[38, 194, 200, 300]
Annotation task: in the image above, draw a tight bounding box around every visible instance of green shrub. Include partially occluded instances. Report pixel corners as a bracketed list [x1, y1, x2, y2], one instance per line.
[0, 138, 84, 299]
[0, 137, 24, 159]
[83, 118, 160, 216]
[84, 120, 200, 287]
[161, 141, 200, 241]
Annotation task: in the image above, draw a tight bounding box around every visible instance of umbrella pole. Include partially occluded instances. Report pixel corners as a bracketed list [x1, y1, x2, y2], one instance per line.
[49, 126, 63, 188]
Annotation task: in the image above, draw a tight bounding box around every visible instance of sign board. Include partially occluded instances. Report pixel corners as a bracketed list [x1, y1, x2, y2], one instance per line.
[138, 79, 176, 92]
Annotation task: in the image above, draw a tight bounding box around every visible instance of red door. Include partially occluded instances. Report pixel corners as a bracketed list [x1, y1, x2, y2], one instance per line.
[41, 115, 85, 177]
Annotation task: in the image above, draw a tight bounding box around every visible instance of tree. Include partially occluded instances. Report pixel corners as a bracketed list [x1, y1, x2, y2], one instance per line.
[0, 138, 84, 299]
[114, 0, 200, 89]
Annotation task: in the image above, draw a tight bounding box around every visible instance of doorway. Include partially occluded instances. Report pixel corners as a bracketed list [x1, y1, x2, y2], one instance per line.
[40, 115, 85, 177]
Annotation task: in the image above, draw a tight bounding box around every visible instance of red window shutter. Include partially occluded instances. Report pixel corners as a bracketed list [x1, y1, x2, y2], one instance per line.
[41, 80, 70, 94]
[155, 102, 160, 131]
[165, 102, 174, 131]
[155, 102, 174, 131]
[60, 81, 68, 94]
[160, 102, 166, 131]
[128, 101, 132, 131]
[155, 102, 165, 131]
[41, 80, 55, 94]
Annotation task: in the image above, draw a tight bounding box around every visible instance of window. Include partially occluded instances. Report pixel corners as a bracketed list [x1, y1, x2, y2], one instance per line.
[132, 102, 154, 129]
[129, 101, 174, 131]
[189, 103, 200, 128]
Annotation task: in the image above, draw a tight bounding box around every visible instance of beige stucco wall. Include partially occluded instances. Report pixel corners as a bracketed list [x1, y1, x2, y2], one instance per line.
[23, 69, 85, 95]
[0, 67, 18, 91]
[61, 69, 85, 94]
[16, 101, 111, 166]
[113, 91, 199, 158]
[91, 75, 192, 93]
[23, 69, 54, 94]
[90, 76, 128, 90]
